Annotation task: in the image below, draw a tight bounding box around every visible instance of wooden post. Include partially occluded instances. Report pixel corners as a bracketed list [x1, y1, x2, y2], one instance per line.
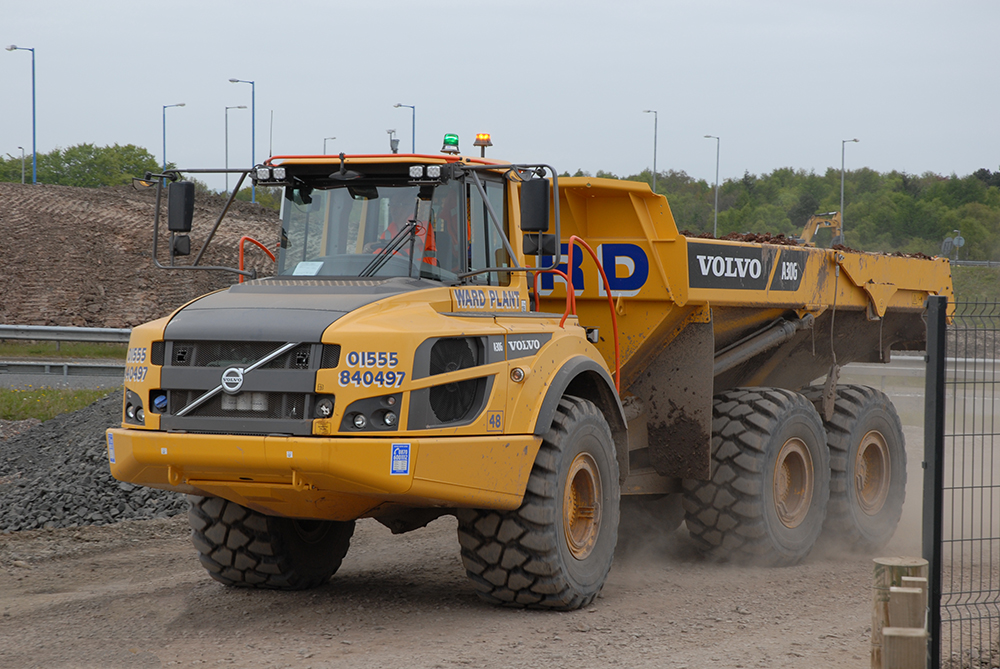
[872, 557, 929, 669]
[900, 576, 928, 630]
[883, 628, 928, 669]
[889, 587, 925, 628]
[900, 576, 927, 612]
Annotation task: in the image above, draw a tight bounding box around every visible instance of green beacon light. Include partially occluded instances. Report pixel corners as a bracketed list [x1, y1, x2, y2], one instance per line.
[440, 133, 461, 155]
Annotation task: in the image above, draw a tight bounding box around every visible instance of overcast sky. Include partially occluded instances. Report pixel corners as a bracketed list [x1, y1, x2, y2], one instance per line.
[3, 1, 997, 192]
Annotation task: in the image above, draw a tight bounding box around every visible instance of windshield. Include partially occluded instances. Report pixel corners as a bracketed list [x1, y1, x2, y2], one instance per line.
[276, 177, 509, 284]
[277, 182, 459, 281]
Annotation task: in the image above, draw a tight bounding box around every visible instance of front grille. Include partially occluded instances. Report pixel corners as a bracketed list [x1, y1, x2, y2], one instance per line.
[167, 341, 340, 369]
[168, 390, 306, 420]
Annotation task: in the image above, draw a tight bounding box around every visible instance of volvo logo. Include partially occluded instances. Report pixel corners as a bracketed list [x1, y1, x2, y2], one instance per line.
[221, 367, 245, 394]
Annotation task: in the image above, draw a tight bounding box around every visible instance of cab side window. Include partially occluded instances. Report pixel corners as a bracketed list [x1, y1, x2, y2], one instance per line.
[468, 178, 510, 286]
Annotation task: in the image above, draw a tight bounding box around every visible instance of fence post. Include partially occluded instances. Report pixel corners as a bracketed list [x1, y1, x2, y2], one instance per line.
[889, 587, 926, 628]
[873, 557, 929, 668]
[921, 294, 947, 669]
[883, 628, 929, 669]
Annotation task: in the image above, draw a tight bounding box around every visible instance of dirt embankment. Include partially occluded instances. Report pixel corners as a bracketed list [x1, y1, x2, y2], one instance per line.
[0, 182, 280, 329]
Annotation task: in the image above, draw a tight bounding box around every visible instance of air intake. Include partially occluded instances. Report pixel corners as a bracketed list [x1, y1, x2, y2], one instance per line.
[428, 338, 480, 423]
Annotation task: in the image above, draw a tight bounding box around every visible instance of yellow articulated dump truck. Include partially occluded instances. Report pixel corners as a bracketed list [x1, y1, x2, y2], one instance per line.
[107, 139, 953, 610]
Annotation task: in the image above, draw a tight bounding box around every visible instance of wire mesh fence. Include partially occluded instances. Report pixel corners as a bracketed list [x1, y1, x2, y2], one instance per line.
[927, 299, 1000, 668]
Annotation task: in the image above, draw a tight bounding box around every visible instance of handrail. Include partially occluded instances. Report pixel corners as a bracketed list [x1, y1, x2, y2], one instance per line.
[238, 236, 277, 283]
[531, 237, 621, 393]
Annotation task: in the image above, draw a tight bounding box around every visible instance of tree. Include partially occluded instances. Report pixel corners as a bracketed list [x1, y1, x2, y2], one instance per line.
[0, 143, 162, 188]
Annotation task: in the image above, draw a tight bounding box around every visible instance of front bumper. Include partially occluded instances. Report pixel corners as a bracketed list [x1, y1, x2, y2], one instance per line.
[106, 428, 540, 521]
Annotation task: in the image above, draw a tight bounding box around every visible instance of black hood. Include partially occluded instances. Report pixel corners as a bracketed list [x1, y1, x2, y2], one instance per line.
[163, 277, 426, 342]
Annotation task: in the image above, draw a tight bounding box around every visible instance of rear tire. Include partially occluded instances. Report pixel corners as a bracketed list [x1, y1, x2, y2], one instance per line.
[682, 388, 830, 566]
[187, 496, 355, 590]
[457, 396, 619, 610]
[802, 384, 906, 552]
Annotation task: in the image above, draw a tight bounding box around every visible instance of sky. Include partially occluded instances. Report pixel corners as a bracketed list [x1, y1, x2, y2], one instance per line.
[2, 0, 998, 192]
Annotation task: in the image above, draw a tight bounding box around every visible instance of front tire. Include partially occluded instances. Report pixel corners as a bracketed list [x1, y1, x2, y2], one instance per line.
[188, 496, 355, 590]
[682, 388, 830, 566]
[803, 384, 906, 552]
[457, 396, 620, 610]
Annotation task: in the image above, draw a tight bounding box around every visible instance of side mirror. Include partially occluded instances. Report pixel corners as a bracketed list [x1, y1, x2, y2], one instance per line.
[172, 235, 191, 256]
[520, 179, 550, 232]
[168, 181, 195, 233]
[523, 233, 557, 256]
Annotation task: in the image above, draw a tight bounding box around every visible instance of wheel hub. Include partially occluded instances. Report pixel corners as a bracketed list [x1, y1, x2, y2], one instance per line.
[563, 452, 602, 560]
[773, 437, 814, 529]
[855, 430, 891, 516]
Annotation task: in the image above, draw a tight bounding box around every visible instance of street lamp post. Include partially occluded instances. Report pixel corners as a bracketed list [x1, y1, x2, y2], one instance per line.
[162, 103, 186, 172]
[225, 105, 247, 192]
[841, 138, 859, 244]
[704, 135, 720, 237]
[16, 146, 25, 184]
[323, 136, 336, 154]
[230, 78, 256, 202]
[394, 104, 415, 153]
[642, 110, 658, 193]
[6, 45, 36, 184]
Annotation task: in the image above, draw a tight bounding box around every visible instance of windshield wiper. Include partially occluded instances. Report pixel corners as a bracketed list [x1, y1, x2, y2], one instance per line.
[359, 221, 418, 278]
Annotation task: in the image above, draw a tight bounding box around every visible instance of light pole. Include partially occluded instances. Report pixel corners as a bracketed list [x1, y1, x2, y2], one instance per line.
[394, 104, 415, 153]
[16, 146, 25, 184]
[323, 136, 336, 154]
[162, 103, 186, 172]
[704, 135, 720, 237]
[6, 45, 36, 184]
[230, 78, 256, 202]
[841, 138, 859, 244]
[642, 110, 657, 193]
[225, 105, 247, 192]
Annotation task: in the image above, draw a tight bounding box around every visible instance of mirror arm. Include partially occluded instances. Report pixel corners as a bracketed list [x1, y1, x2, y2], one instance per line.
[192, 170, 249, 266]
[151, 170, 255, 279]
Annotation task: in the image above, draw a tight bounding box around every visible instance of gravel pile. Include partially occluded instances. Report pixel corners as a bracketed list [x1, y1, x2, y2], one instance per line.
[0, 393, 187, 533]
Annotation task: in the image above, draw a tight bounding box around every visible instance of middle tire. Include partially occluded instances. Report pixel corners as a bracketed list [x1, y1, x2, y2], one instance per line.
[682, 388, 831, 566]
[456, 396, 620, 610]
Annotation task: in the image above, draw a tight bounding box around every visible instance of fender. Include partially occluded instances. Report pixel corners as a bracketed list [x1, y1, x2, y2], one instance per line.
[532, 355, 628, 483]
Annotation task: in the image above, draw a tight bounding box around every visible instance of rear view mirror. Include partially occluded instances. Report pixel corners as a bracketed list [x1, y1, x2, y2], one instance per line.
[168, 181, 195, 233]
[520, 179, 550, 232]
[523, 233, 557, 256]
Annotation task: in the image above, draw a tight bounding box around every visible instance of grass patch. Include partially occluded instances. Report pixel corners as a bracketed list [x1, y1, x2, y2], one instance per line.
[0, 387, 118, 422]
[0, 341, 127, 360]
[952, 266, 1000, 303]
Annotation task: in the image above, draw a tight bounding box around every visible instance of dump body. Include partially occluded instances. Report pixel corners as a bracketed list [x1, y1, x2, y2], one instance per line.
[535, 177, 952, 480]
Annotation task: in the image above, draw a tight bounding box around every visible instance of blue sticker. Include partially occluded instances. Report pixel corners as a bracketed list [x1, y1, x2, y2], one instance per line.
[107, 433, 116, 464]
[390, 443, 410, 476]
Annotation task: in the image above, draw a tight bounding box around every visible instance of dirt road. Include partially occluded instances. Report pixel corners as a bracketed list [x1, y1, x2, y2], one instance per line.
[0, 422, 924, 669]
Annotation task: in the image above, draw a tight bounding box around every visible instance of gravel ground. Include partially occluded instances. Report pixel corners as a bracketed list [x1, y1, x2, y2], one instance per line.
[0, 394, 187, 533]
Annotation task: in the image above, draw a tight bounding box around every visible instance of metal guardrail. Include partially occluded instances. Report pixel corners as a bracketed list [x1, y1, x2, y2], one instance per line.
[0, 324, 130, 379]
[0, 360, 125, 377]
[0, 324, 131, 343]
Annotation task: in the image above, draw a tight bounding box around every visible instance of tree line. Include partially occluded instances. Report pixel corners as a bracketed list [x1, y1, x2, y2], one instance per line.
[0, 143, 281, 211]
[568, 166, 1000, 260]
[2, 143, 998, 259]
